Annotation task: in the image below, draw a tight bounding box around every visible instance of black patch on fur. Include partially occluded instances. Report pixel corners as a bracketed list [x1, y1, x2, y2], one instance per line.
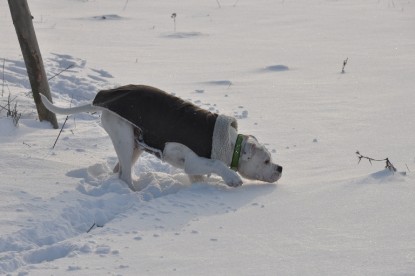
[93, 85, 218, 158]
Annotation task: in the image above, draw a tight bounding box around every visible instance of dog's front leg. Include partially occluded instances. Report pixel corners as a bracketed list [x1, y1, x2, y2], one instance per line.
[164, 143, 243, 187]
[184, 154, 243, 187]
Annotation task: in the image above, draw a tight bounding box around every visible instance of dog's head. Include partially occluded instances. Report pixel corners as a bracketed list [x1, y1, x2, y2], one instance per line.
[237, 136, 282, 183]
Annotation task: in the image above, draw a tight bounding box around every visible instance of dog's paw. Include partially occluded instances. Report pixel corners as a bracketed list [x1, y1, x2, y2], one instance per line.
[223, 170, 243, 187]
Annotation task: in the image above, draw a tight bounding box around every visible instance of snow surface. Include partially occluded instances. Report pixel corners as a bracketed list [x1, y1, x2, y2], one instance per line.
[1, 0, 415, 275]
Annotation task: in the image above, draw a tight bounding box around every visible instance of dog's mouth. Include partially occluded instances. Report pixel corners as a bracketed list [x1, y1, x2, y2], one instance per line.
[257, 165, 282, 183]
[262, 165, 282, 183]
[265, 172, 282, 183]
[239, 164, 282, 183]
[254, 171, 282, 183]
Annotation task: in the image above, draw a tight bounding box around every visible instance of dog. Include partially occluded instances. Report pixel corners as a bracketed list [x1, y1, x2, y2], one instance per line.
[41, 85, 282, 191]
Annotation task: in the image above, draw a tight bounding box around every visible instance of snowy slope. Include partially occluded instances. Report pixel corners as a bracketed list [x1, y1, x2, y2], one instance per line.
[1, 0, 415, 275]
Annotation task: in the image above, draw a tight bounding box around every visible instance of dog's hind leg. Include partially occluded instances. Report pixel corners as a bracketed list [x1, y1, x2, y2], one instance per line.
[113, 146, 143, 174]
[101, 111, 137, 191]
[113, 127, 144, 174]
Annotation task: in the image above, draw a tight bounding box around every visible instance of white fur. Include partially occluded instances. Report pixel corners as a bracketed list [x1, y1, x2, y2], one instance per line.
[40, 93, 281, 191]
[40, 94, 99, 115]
[211, 115, 238, 165]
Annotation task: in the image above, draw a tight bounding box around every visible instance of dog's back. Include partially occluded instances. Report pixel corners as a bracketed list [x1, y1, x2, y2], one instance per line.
[93, 85, 218, 158]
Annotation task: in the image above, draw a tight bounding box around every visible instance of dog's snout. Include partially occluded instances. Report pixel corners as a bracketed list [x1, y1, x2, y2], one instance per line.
[276, 165, 283, 173]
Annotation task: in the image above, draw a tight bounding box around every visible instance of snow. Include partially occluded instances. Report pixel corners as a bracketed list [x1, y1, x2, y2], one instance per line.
[1, 0, 415, 274]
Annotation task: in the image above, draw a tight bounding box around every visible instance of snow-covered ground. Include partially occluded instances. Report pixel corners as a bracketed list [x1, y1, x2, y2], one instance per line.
[1, 0, 415, 274]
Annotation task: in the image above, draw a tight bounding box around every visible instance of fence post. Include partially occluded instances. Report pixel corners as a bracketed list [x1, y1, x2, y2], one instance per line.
[8, 0, 59, 128]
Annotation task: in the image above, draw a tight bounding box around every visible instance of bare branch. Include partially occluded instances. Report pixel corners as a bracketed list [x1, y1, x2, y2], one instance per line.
[2, 58, 5, 97]
[52, 95, 74, 149]
[48, 64, 74, 82]
[52, 115, 69, 149]
[341, 57, 348, 73]
[356, 151, 397, 172]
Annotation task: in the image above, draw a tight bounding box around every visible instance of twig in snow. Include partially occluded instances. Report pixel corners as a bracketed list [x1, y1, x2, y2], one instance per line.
[122, 0, 129, 11]
[52, 115, 69, 149]
[52, 95, 74, 149]
[2, 58, 5, 97]
[341, 57, 348, 74]
[0, 102, 5, 113]
[10, 101, 21, 126]
[87, 222, 96, 233]
[48, 64, 74, 82]
[216, 0, 221, 8]
[23, 141, 32, 148]
[0, 93, 21, 126]
[86, 222, 104, 233]
[171, 13, 177, 32]
[46, 65, 76, 148]
[356, 151, 397, 172]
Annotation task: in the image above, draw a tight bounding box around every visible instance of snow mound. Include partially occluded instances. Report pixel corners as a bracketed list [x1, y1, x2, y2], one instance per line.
[90, 14, 125, 21]
[203, 80, 233, 86]
[262, 64, 289, 72]
[2, 54, 114, 105]
[0, 119, 17, 137]
[161, 32, 206, 39]
[353, 169, 407, 185]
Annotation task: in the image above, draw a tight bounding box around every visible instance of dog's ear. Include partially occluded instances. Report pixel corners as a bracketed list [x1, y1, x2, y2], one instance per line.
[241, 142, 256, 161]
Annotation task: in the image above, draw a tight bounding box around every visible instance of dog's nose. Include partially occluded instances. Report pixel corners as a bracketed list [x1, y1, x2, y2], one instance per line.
[276, 165, 283, 173]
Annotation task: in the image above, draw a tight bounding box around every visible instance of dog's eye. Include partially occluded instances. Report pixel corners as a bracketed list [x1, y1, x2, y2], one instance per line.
[264, 160, 270, 165]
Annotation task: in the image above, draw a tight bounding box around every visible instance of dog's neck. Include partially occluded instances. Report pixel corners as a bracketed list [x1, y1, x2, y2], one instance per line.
[229, 133, 246, 171]
[211, 115, 241, 167]
[222, 128, 248, 169]
[227, 129, 238, 166]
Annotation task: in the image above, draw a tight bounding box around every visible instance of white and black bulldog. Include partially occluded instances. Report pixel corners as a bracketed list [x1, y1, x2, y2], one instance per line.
[41, 85, 282, 191]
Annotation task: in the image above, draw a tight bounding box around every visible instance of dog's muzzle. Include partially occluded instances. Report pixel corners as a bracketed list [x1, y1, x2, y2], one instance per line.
[271, 165, 283, 182]
[261, 164, 283, 183]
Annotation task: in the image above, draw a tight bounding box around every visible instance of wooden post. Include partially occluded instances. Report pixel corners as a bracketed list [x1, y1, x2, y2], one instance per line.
[8, 0, 59, 129]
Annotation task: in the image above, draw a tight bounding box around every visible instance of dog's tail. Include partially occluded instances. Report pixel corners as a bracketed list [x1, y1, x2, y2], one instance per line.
[40, 94, 99, 115]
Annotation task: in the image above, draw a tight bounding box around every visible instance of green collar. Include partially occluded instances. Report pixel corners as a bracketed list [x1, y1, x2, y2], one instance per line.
[230, 134, 244, 171]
